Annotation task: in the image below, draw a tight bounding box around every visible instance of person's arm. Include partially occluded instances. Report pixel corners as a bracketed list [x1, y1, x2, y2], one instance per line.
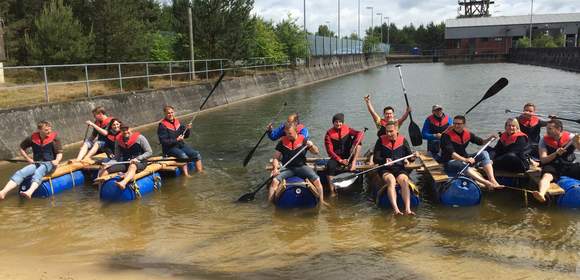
[470, 132, 486, 146]
[114, 142, 122, 161]
[135, 136, 153, 161]
[539, 119, 548, 127]
[398, 107, 410, 125]
[271, 150, 282, 176]
[86, 121, 108, 136]
[306, 140, 319, 155]
[421, 119, 437, 141]
[19, 137, 34, 163]
[574, 134, 580, 151]
[181, 123, 192, 139]
[158, 124, 177, 147]
[364, 95, 382, 125]
[324, 132, 342, 161]
[350, 127, 364, 145]
[299, 127, 309, 139]
[538, 138, 558, 165]
[51, 138, 64, 166]
[267, 123, 285, 141]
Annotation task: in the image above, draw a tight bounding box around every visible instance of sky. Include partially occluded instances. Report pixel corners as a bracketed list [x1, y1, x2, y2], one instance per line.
[252, 0, 579, 36]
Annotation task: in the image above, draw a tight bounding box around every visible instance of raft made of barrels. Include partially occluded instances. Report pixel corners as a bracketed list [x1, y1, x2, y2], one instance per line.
[307, 156, 373, 193]
[19, 161, 88, 198]
[556, 176, 580, 208]
[366, 168, 420, 209]
[97, 163, 163, 202]
[148, 156, 196, 177]
[418, 152, 481, 207]
[275, 177, 319, 209]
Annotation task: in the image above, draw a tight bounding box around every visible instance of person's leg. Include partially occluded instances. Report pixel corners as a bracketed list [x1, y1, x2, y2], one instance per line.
[381, 172, 402, 215]
[298, 165, 328, 207]
[397, 173, 414, 215]
[349, 145, 362, 171]
[474, 151, 502, 188]
[325, 159, 340, 197]
[269, 169, 294, 204]
[82, 141, 105, 162]
[0, 164, 36, 199]
[181, 145, 203, 173]
[115, 163, 137, 190]
[533, 172, 554, 203]
[167, 146, 192, 177]
[20, 163, 51, 199]
[75, 140, 93, 161]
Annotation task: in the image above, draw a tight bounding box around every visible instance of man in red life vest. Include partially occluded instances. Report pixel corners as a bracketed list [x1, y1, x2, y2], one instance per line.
[269, 123, 328, 206]
[266, 113, 309, 140]
[517, 103, 548, 160]
[157, 106, 203, 176]
[74, 106, 115, 162]
[98, 125, 152, 190]
[0, 121, 63, 200]
[363, 94, 410, 136]
[533, 119, 580, 203]
[324, 113, 364, 196]
[440, 115, 503, 189]
[373, 121, 418, 215]
[421, 104, 452, 160]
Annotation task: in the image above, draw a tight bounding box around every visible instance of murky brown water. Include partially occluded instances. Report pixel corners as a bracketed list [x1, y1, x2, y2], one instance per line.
[0, 63, 579, 279]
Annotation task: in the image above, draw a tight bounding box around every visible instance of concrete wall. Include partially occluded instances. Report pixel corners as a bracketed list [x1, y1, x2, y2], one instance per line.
[509, 48, 580, 73]
[0, 54, 386, 158]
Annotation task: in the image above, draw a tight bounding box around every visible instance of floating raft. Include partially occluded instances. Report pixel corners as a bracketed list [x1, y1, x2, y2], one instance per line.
[274, 177, 319, 209]
[97, 163, 163, 202]
[149, 156, 196, 177]
[306, 156, 375, 193]
[20, 161, 90, 198]
[418, 152, 481, 207]
[366, 168, 420, 209]
[556, 176, 580, 208]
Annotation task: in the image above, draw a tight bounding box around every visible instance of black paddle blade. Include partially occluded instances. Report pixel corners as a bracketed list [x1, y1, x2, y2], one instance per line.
[465, 77, 509, 115]
[237, 192, 256, 202]
[409, 121, 423, 146]
[243, 131, 268, 167]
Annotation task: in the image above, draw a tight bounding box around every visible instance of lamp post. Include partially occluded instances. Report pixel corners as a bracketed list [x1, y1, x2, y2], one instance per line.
[337, 0, 340, 40]
[386, 16, 390, 54]
[376, 12, 383, 43]
[366, 6, 373, 38]
[357, 0, 360, 40]
[529, 0, 533, 47]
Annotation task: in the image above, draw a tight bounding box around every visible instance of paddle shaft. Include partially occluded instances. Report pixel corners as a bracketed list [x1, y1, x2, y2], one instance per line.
[445, 137, 498, 186]
[103, 158, 186, 167]
[395, 65, 422, 146]
[336, 153, 416, 182]
[180, 71, 226, 137]
[505, 109, 580, 124]
[346, 127, 368, 163]
[395, 66, 415, 123]
[243, 102, 288, 166]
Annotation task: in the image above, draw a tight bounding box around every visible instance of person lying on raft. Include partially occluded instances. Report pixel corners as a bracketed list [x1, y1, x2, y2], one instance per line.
[83, 118, 122, 161]
[157, 105, 203, 176]
[491, 118, 531, 173]
[73, 106, 115, 162]
[98, 124, 152, 190]
[421, 104, 452, 161]
[440, 115, 504, 190]
[0, 121, 63, 200]
[324, 113, 364, 196]
[533, 119, 580, 203]
[517, 103, 548, 161]
[269, 123, 328, 207]
[267, 113, 309, 140]
[363, 94, 410, 136]
[373, 121, 417, 216]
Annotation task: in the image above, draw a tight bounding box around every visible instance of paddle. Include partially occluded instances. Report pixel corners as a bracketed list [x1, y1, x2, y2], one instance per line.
[442, 136, 498, 189]
[465, 77, 508, 115]
[82, 124, 91, 143]
[103, 157, 190, 167]
[237, 144, 310, 202]
[242, 101, 288, 167]
[180, 71, 226, 137]
[1, 159, 40, 164]
[346, 127, 368, 163]
[332, 154, 417, 188]
[394, 65, 422, 146]
[504, 109, 580, 124]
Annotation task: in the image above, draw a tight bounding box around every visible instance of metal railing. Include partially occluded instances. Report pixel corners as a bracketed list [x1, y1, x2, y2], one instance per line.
[307, 35, 389, 56]
[0, 57, 291, 108]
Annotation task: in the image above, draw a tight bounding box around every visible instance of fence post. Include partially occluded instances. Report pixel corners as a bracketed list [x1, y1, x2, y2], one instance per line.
[118, 63, 123, 92]
[169, 62, 173, 87]
[220, 60, 223, 75]
[188, 60, 192, 81]
[43, 67, 49, 103]
[84, 65, 90, 98]
[145, 62, 150, 88]
[205, 60, 208, 80]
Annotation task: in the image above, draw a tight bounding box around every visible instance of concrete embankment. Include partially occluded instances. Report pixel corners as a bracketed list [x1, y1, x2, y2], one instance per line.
[509, 48, 580, 73]
[0, 54, 386, 158]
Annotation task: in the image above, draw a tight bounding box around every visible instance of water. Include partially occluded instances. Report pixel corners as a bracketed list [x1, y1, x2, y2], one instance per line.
[0, 63, 579, 279]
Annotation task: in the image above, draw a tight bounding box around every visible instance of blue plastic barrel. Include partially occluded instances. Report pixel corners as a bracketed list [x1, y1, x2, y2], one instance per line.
[20, 170, 85, 198]
[440, 176, 481, 207]
[376, 184, 420, 209]
[556, 176, 580, 208]
[100, 173, 162, 202]
[275, 177, 318, 209]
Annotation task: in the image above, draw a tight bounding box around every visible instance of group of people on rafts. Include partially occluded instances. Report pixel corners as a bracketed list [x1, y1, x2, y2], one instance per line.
[267, 97, 580, 214]
[0, 106, 203, 200]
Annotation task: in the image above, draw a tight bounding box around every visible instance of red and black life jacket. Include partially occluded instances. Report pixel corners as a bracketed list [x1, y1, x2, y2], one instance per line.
[500, 131, 527, 146]
[115, 132, 144, 161]
[326, 124, 354, 158]
[104, 130, 120, 154]
[518, 115, 542, 144]
[377, 134, 407, 166]
[95, 116, 114, 141]
[278, 134, 307, 167]
[543, 131, 576, 164]
[31, 131, 58, 161]
[427, 114, 450, 134]
[443, 128, 472, 158]
[160, 118, 181, 131]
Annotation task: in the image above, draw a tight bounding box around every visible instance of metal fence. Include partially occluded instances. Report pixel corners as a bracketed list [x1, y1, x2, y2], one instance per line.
[0, 57, 291, 108]
[307, 35, 389, 56]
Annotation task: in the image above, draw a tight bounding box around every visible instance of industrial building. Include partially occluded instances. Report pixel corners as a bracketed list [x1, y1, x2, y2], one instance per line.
[445, 13, 580, 55]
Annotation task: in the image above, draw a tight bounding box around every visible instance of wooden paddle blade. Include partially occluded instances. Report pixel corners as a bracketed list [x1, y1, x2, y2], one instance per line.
[483, 77, 508, 100]
[409, 121, 423, 146]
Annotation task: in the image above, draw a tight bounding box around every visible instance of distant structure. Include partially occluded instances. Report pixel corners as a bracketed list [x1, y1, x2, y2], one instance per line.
[445, 13, 580, 55]
[0, 17, 5, 61]
[458, 0, 494, 18]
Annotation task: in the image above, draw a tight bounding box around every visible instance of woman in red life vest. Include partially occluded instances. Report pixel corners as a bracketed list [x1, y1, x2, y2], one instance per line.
[0, 121, 63, 200]
[492, 118, 531, 173]
[98, 125, 153, 190]
[363, 94, 410, 136]
[157, 106, 203, 176]
[83, 118, 122, 160]
[372, 121, 417, 215]
[74, 106, 115, 161]
[517, 103, 547, 160]
[324, 113, 364, 196]
[533, 119, 580, 203]
[269, 123, 328, 207]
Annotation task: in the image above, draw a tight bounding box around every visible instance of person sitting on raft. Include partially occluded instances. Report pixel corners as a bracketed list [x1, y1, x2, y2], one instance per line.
[439, 115, 504, 190]
[373, 121, 417, 215]
[324, 113, 364, 196]
[0, 120, 63, 200]
[157, 106, 203, 176]
[363, 94, 410, 136]
[98, 124, 152, 190]
[533, 119, 580, 203]
[269, 123, 328, 206]
[74, 106, 115, 162]
[83, 118, 122, 161]
[491, 118, 531, 173]
[267, 113, 309, 140]
[517, 103, 548, 160]
[421, 104, 452, 160]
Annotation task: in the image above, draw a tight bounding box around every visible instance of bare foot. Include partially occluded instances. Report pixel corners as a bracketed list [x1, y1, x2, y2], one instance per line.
[532, 191, 546, 203]
[393, 210, 404, 216]
[405, 210, 416, 216]
[320, 200, 331, 208]
[114, 181, 126, 190]
[330, 191, 338, 198]
[19, 191, 32, 199]
[0, 191, 5, 200]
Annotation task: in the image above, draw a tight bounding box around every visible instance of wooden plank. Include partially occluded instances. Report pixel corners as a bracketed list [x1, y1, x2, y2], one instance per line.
[417, 152, 449, 183]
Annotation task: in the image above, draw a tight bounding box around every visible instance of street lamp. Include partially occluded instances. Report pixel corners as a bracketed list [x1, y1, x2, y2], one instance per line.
[337, 0, 340, 40]
[376, 12, 383, 43]
[386, 16, 390, 53]
[366, 6, 373, 39]
[357, 0, 360, 40]
[529, 0, 533, 47]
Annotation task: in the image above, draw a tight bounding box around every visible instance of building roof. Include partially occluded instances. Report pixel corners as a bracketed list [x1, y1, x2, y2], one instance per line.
[446, 13, 580, 28]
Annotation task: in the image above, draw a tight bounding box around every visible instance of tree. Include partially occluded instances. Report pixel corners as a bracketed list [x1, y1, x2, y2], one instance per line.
[251, 18, 286, 61]
[316, 25, 335, 37]
[348, 33, 360, 40]
[24, 0, 93, 65]
[150, 31, 176, 61]
[275, 15, 308, 64]
[363, 32, 380, 54]
[0, 0, 44, 64]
